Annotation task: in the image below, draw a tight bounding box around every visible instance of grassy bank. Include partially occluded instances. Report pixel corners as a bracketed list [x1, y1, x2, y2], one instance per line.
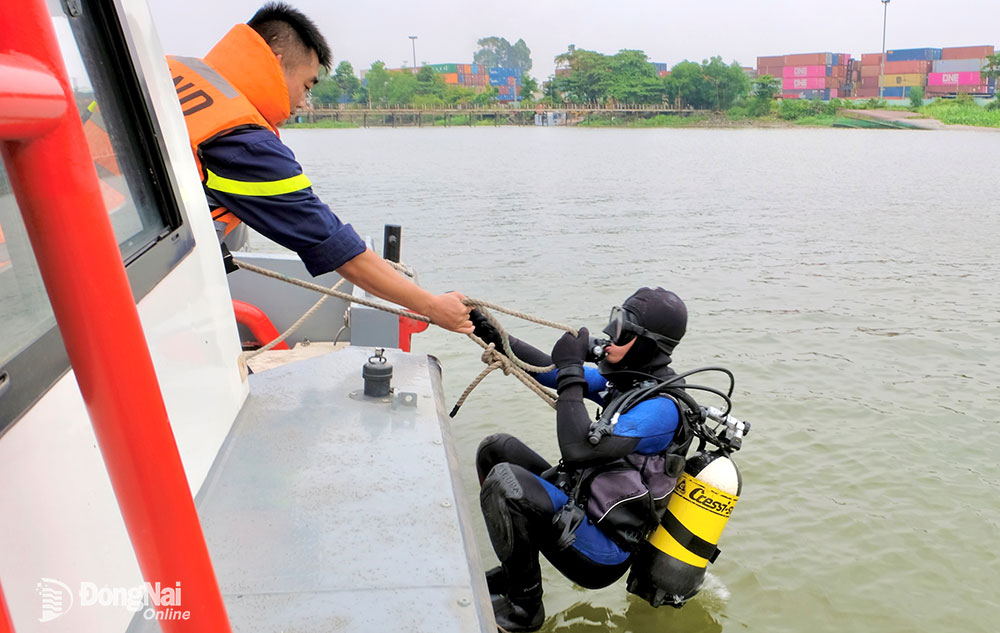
[919, 99, 1000, 127]
[285, 119, 358, 129]
[283, 96, 998, 130]
[576, 113, 709, 128]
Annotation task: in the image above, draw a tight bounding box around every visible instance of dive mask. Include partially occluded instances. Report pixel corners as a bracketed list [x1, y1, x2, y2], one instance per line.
[603, 305, 680, 351]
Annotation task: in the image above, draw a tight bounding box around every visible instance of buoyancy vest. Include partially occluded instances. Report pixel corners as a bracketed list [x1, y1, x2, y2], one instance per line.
[571, 392, 695, 552]
[167, 24, 291, 236]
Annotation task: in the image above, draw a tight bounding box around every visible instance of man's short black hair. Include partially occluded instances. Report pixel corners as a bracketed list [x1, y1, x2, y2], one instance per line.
[248, 2, 332, 70]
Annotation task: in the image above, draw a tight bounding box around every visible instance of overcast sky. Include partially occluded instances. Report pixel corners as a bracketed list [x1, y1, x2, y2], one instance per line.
[148, 1, 998, 79]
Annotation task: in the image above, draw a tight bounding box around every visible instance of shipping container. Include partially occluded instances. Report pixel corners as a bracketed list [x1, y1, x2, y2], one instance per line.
[941, 45, 995, 60]
[784, 52, 833, 66]
[886, 48, 941, 62]
[443, 73, 458, 84]
[928, 71, 988, 87]
[657, 70, 670, 78]
[882, 86, 911, 98]
[757, 55, 785, 67]
[880, 73, 927, 87]
[856, 87, 880, 98]
[861, 53, 883, 66]
[782, 88, 832, 100]
[783, 65, 827, 78]
[883, 60, 932, 74]
[932, 58, 988, 73]
[652, 62, 669, 72]
[860, 77, 879, 89]
[927, 83, 994, 95]
[758, 66, 784, 78]
[783, 77, 829, 90]
[429, 63, 458, 74]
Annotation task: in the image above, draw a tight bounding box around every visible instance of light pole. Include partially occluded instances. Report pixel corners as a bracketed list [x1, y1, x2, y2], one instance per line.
[879, 0, 890, 100]
[408, 35, 418, 71]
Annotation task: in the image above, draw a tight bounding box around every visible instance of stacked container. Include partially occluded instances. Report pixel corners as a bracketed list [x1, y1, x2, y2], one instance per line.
[488, 67, 523, 101]
[858, 46, 995, 98]
[757, 52, 851, 100]
[927, 45, 995, 96]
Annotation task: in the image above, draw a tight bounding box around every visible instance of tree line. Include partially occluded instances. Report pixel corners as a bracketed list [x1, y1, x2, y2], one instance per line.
[308, 38, 778, 112]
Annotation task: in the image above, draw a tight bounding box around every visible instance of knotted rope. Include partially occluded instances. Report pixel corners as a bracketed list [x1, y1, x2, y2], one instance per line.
[233, 258, 575, 414]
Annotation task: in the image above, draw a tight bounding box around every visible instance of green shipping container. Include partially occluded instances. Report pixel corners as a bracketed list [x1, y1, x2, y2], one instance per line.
[428, 63, 458, 74]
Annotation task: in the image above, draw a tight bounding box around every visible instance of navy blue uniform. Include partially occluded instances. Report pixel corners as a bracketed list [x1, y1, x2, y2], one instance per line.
[201, 128, 366, 276]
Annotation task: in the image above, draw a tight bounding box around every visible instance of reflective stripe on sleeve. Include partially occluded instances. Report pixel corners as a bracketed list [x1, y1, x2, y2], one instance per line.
[204, 169, 312, 197]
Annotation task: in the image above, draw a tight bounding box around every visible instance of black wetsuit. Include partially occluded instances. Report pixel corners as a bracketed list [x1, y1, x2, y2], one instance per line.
[477, 335, 683, 600]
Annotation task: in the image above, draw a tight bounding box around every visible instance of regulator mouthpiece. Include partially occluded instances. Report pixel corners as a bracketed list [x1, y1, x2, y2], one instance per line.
[587, 337, 610, 362]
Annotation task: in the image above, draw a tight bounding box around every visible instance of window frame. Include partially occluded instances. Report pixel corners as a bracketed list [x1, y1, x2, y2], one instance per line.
[0, 0, 195, 433]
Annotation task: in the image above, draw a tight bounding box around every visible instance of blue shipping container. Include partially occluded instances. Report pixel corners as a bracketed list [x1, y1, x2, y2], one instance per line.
[832, 54, 839, 66]
[882, 86, 910, 97]
[886, 48, 942, 62]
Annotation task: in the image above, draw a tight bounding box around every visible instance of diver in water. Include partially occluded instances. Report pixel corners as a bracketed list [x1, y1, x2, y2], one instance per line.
[475, 287, 693, 632]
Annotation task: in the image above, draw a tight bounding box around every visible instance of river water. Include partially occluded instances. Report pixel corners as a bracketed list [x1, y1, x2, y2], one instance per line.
[280, 126, 1000, 633]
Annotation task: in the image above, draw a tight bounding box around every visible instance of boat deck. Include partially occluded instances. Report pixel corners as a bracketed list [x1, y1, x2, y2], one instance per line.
[130, 346, 493, 632]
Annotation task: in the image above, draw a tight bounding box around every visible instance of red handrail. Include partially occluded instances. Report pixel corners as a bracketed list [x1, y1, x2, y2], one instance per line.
[0, 2, 231, 631]
[0, 579, 14, 633]
[232, 300, 291, 350]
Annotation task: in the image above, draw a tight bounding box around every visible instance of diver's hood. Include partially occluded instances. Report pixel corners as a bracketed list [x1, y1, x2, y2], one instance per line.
[598, 286, 687, 386]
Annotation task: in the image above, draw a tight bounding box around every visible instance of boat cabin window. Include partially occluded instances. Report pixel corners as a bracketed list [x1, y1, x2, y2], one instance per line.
[0, 2, 194, 432]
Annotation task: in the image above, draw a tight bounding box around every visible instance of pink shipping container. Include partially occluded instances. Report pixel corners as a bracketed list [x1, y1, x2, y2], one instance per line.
[928, 71, 986, 86]
[783, 77, 828, 90]
[783, 65, 827, 78]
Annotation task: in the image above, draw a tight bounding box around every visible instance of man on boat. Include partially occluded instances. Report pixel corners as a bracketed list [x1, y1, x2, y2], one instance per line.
[474, 287, 691, 632]
[167, 2, 472, 333]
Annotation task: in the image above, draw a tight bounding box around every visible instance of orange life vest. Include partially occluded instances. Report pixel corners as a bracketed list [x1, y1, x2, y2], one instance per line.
[167, 24, 291, 236]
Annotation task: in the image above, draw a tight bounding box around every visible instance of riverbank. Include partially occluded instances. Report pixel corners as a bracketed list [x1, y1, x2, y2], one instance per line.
[284, 98, 999, 130]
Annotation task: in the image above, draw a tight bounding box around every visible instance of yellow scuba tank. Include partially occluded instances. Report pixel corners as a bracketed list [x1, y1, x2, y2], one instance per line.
[626, 449, 741, 608]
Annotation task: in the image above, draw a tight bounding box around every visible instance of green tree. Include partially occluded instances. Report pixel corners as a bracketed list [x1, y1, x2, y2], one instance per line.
[309, 68, 342, 106]
[606, 50, 665, 104]
[474, 36, 532, 71]
[982, 53, 1000, 83]
[908, 86, 924, 109]
[664, 60, 713, 109]
[385, 70, 418, 105]
[415, 66, 445, 98]
[364, 61, 389, 106]
[702, 56, 749, 111]
[520, 74, 539, 101]
[750, 74, 780, 115]
[542, 76, 563, 104]
[555, 46, 611, 103]
[333, 61, 360, 103]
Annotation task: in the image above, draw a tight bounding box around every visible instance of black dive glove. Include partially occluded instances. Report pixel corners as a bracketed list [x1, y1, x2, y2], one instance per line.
[551, 327, 590, 393]
[470, 308, 504, 350]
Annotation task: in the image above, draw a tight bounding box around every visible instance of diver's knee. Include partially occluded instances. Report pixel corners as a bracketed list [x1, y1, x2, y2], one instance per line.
[480, 463, 525, 560]
[476, 433, 516, 481]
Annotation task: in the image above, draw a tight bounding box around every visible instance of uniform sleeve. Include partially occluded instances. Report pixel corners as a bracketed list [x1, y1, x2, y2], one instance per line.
[199, 128, 366, 276]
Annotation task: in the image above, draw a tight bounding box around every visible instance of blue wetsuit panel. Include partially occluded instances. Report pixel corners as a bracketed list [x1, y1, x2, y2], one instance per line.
[536, 366, 608, 406]
[534, 475, 630, 566]
[612, 397, 679, 454]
